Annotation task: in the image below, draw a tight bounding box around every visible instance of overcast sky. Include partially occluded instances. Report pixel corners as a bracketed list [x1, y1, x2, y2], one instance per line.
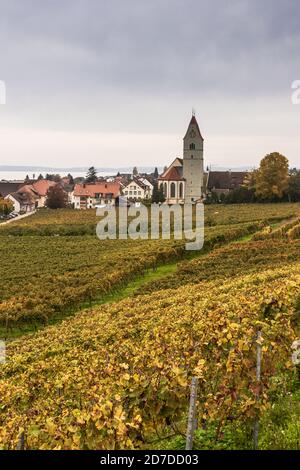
[0, 0, 299, 169]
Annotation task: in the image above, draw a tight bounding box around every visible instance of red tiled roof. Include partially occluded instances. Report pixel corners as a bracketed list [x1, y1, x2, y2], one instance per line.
[158, 166, 184, 181]
[73, 182, 121, 198]
[32, 180, 56, 196]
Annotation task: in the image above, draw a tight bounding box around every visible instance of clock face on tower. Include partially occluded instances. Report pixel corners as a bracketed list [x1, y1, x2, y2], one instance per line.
[190, 129, 196, 138]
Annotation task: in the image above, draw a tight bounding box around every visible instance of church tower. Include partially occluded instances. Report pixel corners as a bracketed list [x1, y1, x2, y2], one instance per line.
[183, 113, 204, 203]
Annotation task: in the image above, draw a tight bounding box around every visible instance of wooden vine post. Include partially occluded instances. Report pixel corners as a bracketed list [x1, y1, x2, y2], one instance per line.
[16, 431, 25, 450]
[253, 330, 262, 450]
[186, 377, 199, 450]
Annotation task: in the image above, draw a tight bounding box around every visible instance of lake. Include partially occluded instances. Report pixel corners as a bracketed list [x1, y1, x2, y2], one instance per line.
[0, 170, 113, 181]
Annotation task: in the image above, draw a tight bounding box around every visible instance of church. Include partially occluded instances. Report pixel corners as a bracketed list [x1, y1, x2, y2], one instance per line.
[158, 113, 205, 204]
[158, 113, 247, 204]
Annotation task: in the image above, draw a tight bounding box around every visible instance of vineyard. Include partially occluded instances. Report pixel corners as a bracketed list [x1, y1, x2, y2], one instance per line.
[0, 264, 298, 449]
[0, 204, 299, 449]
[136, 238, 300, 295]
[0, 203, 299, 236]
[0, 220, 263, 331]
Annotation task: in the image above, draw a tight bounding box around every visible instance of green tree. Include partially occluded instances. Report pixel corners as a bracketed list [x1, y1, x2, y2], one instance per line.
[46, 185, 67, 209]
[53, 174, 62, 183]
[45, 173, 61, 182]
[132, 166, 138, 177]
[254, 152, 289, 200]
[86, 166, 98, 183]
[224, 186, 256, 204]
[37, 173, 44, 180]
[151, 182, 159, 203]
[67, 173, 75, 185]
[152, 182, 165, 203]
[153, 167, 159, 179]
[286, 168, 300, 202]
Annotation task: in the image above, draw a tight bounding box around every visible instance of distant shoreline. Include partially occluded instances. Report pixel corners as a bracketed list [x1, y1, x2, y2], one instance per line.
[0, 166, 162, 172]
[0, 166, 163, 181]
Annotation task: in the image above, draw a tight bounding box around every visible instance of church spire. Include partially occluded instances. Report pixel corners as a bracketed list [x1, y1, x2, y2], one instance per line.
[184, 112, 204, 140]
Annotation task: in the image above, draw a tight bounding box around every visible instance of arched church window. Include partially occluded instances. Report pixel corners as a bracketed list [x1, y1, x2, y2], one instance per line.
[179, 182, 183, 198]
[164, 183, 167, 196]
[170, 182, 176, 198]
[190, 143, 195, 150]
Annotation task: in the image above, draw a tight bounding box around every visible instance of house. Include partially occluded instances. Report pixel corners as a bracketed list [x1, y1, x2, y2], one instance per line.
[139, 177, 154, 193]
[6, 185, 39, 213]
[31, 180, 57, 208]
[0, 182, 24, 198]
[122, 177, 153, 201]
[206, 171, 248, 199]
[59, 178, 75, 204]
[4, 180, 58, 213]
[72, 182, 121, 209]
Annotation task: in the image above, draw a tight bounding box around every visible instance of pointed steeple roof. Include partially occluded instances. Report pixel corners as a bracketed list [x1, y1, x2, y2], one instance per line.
[184, 114, 204, 140]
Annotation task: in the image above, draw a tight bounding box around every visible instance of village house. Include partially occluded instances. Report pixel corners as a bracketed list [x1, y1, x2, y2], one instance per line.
[4, 179, 58, 213]
[122, 177, 153, 201]
[31, 180, 57, 208]
[206, 171, 248, 199]
[72, 182, 121, 209]
[6, 186, 38, 213]
[0, 181, 24, 199]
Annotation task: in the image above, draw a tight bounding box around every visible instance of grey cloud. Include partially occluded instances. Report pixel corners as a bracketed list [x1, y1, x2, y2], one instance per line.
[0, 0, 299, 166]
[1, 0, 300, 96]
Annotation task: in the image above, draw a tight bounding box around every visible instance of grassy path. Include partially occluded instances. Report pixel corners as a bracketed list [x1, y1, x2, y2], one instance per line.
[97, 261, 179, 305]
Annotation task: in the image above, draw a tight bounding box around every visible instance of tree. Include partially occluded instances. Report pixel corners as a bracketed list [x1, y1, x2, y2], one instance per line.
[224, 186, 256, 204]
[204, 191, 219, 204]
[158, 185, 166, 203]
[53, 174, 62, 183]
[254, 152, 289, 200]
[45, 173, 61, 182]
[0, 197, 13, 215]
[152, 182, 165, 203]
[132, 166, 138, 177]
[46, 185, 67, 209]
[86, 166, 98, 183]
[67, 173, 74, 185]
[153, 167, 159, 179]
[37, 174, 44, 180]
[286, 168, 300, 202]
